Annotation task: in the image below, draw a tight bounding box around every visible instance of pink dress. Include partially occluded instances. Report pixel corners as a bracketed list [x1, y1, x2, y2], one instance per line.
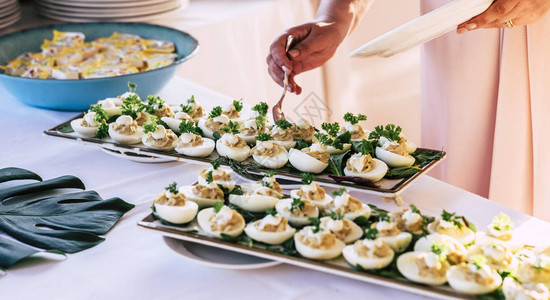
[420, 1, 550, 220]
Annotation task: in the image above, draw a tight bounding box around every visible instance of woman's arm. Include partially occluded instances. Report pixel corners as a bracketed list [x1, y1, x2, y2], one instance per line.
[267, 0, 372, 94]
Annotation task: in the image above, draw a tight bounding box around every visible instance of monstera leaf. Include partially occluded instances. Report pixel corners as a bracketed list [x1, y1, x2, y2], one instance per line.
[0, 167, 134, 269]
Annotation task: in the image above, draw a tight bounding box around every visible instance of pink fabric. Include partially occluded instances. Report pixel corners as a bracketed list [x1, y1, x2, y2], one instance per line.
[420, 0, 550, 220]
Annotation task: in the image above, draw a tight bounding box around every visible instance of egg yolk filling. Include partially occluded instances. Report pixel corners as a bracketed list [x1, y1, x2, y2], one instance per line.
[297, 184, 326, 201]
[222, 107, 240, 119]
[205, 118, 227, 133]
[289, 201, 317, 218]
[374, 222, 401, 237]
[155, 191, 186, 206]
[429, 219, 468, 238]
[393, 209, 423, 234]
[301, 148, 330, 163]
[255, 216, 288, 232]
[487, 227, 512, 241]
[112, 120, 139, 135]
[416, 254, 446, 278]
[174, 112, 194, 122]
[223, 135, 248, 148]
[135, 112, 149, 126]
[321, 219, 352, 241]
[199, 169, 232, 182]
[254, 187, 283, 199]
[188, 106, 204, 119]
[353, 240, 392, 258]
[296, 228, 337, 249]
[272, 129, 293, 141]
[153, 105, 173, 119]
[241, 125, 265, 137]
[291, 124, 315, 140]
[209, 210, 244, 232]
[177, 134, 204, 147]
[457, 264, 497, 286]
[329, 194, 363, 214]
[346, 154, 377, 173]
[144, 130, 176, 148]
[261, 178, 283, 194]
[192, 184, 224, 200]
[252, 141, 285, 157]
[384, 137, 410, 156]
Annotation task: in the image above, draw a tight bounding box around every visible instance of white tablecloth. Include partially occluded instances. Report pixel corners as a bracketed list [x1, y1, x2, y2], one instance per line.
[1, 76, 549, 300]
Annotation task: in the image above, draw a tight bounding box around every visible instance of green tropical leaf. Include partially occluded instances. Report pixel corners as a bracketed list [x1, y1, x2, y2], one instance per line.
[0, 175, 85, 201]
[0, 167, 42, 183]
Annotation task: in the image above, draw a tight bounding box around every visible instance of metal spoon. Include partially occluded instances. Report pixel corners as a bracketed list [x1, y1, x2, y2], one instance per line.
[272, 35, 294, 122]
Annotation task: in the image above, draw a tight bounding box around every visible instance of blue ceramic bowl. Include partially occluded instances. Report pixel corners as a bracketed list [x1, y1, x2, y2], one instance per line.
[0, 22, 198, 111]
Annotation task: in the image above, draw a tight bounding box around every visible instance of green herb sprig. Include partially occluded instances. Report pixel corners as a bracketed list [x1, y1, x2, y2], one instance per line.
[179, 120, 200, 135]
[165, 182, 178, 194]
[208, 106, 223, 119]
[368, 124, 402, 141]
[213, 201, 224, 213]
[232, 99, 243, 112]
[127, 81, 137, 92]
[301, 173, 315, 185]
[265, 208, 276, 216]
[255, 133, 273, 141]
[290, 198, 305, 212]
[145, 95, 165, 113]
[343, 113, 367, 125]
[332, 187, 347, 197]
[309, 217, 321, 233]
[329, 212, 344, 220]
[365, 228, 379, 240]
[471, 254, 488, 270]
[275, 119, 292, 130]
[321, 122, 340, 137]
[221, 120, 240, 135]
[358, 139, 376, 156]
[143, 115, 160, 134]
[89, 104, 109, 139]
[441, 210, 463, 229]
[252, 102, 268, 116]
[492, 213, 513, 231]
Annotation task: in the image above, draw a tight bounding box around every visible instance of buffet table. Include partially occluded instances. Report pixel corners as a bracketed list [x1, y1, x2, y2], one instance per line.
[1, 76, 549, 299]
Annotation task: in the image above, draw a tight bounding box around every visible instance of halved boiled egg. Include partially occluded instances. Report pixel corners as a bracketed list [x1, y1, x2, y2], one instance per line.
[375, 146, 415, 167]
[228, 186, 282, 213]
[180, 184, 225, 208]
[216, 134, 251, 162]
[97, 97, 123, 117]
[343, 238, 394, 270]
[238, 117, 265, 144]
[271, 126, 296, 150]
[397, 251, 448, 285]
[275, 198, 319, 227]
[502, 276, 550, 300]
[142, 125, 177, 151]
[294, 226, 345, 260]
[198, 167, 235, 192]
[373, 221, 412, 252]
[326, 143, 352, 155]
[197, 205, 245, 238]
[153, 190, 198, 224]
[379, 136, 417, 154]
[252, 141, 288, 169]
[319, 216, 363, 244]
[414, 234, 467, 265]
[516, 254, 550, 287]
[468, 243, 519, 271]
[244, 214, 296, 245]
[108, 115, 143, 144]
[343, 153, 388, 182]
[175, 133, 215, 157]
[161, 111, 194, 134]
[290, 182, 333, 210]
[324, 192, 371, 221]
[198, 114, 229, 139]
[291, 119, 315, 141]
[70, 112, 99, 137]
[446, 261, 502, 295]
[390, 207, 424, 235]
[288, 147, 329, 174]
[342, 122, 370, 142]
[427, 218, 476, 245]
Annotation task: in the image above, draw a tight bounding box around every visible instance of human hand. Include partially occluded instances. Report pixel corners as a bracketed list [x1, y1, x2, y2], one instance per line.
[266, 19, 347, 95]
[457, 0, 550, 33]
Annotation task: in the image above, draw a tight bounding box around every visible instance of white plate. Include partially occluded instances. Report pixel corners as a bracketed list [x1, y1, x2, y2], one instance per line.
[39, 0, 173, 9]
[36, 0, 181, 18]
[0, 3, 18, 18]
[350, 0, 493, 58]
[0, 0, 16, 9]
[36, 0, 181, 15]
[163, 236, 281, 270]
[100, 148, 175, 164]
[0, 8, 20, 29]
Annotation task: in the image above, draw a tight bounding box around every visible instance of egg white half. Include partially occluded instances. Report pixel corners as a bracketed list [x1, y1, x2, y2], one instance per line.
[446, 265, 502, 295]
[228, 193, 279, 213]
[320, 216, 363, 244]
[175, 137, 215, 158]
[289, 189, 332, 210]
[216, 138, 251, 162]
[275, 198, 319, 227]
[294, 228, 345, 260]
[342, 243, 394, 270]
[253, 148, 288, 169]
[108, 123, 143, 144]
[244, 219, 296, 245]
[379, 232, 412, 253]
[180, 186, 224, 208]
[288, 148, 328, 174]
[343, 156, 388, 182]
[375, 147, 415, 167]
[397, 251, 447, 285]
[326, 143, 352, 155]
[154, 201, 198, 224]
[196, 207, 245, 238]
[70, 119, 98, 138]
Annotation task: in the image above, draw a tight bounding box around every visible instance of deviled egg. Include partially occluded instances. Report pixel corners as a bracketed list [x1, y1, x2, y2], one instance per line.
[375, 141, 415, 167]
[288, 143, 330, 174]
[97, 96, 123, 117]
[197, 162, 235, 192]
[319, 215, 363, 244]
[294, 225, 345, 260]
[216, 130, 251, 162]
[240, 173, 283, 195]
[198, 106, 230, 139]
[271, 119, 296, 150]
[71, 111, 100, 137]
[251, 133, 288, 169]
[390, 206, 424, 235]
[516, 254, 550, 288]
[153, 182, 198, 224]
[502, 276, 550, 300]
[291, 119, 315, 141]
[289, 174, 332, 210]
[142, 123, 177, 151]
[427, 210, 476, 245]
[197, 203, 245, 238]
[379, 136, 417, 154]
[446, 255, 503, 295]
[475, 213, 519, 250]
[174, 121, 215, 157]
[108, 115, 143, 144]
[229, 184, 283, 213]
[178, 95, 204, 122]
[239, 116, 268, 144]
[180, 183, 225, 208]
[222, 99, 243, 120]
[468, 243, 519, 271]
[275, 198, 319, 227]
[324, 188, 371, 221]
[145, 95, 173, 119]
[397, 251, 448, 285]
[244, 213, 296, 245]
[371, 219, 412, 253]
[344, 153, 388, 182]
[342, 112, 369, 141]
[414, 234, 467, 265]
[343, 229, 395, 270]
[161, 111, 194, 134]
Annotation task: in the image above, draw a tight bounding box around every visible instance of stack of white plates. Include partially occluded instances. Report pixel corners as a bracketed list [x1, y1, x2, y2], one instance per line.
[35, 0, 188, 22]
[0, 0, 21, 30]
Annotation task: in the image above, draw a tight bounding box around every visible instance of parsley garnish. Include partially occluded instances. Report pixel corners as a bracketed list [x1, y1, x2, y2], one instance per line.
[365, 228, 378, 240]
[430, 241, 448, 260]
[359, 139, 376, 156]
[95, 122, 109, 139]
[321, 122, 340, 137]
[128, 81, 137, 92]
[492, 213, 513, 231]
[470, 254, 488, 270]
[329, 212, 344, 220]
[221, 120, 240, 135]
[143, 115, 159, 134]
[410, 204, 421, 214]
[210, 160, 221, 170]
[187, 95, 196, 104]
[309, 217, 321, 233]
[264, 171, 276, 178]
[145, 95, 165, 114]
[290, 198, 305, 212]
[368, 124, 402, 141]
[89, 104, 109, 139]
[121, 94, 145, 119]
[251, 102, 268, 116]
[301, 173, 315, 185]
[332, 187, 347, 196]
[255, 115, 267, 129]
[256, 132, 273, 141]
[275, 119, 292, 130]
[265, 208, 276, 216]
[232, 99, 243, 112]
[343, 113, 367, 125]
[208, 106, 223, 119]
[378, 212, 391, 222]
[206, 170, 214, 184]
[441, 210, 463, 229]
[179, 120, 199, 135]
[213, 201, 224, 213]
[165, 182, 178, 194]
